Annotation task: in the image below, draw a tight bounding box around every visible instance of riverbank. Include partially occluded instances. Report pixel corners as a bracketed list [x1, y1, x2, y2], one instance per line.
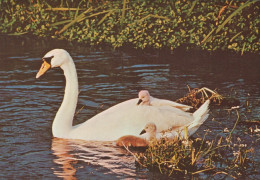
[0, 0, 259, 54]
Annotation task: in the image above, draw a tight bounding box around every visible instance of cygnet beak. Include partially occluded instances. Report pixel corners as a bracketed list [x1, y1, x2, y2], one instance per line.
[140, 129, 146, 135]
[137, 99, 143, 105]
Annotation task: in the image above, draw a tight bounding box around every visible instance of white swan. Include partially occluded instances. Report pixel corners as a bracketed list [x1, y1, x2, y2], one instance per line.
[36, 49, 210, 141]
[137, 90, 192, 111]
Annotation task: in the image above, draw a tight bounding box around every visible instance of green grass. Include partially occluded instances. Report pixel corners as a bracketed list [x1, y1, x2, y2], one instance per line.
[0, 0, 259, 54]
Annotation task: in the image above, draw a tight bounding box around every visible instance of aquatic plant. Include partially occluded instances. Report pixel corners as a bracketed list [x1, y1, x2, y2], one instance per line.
[177, 86, 241, 110]
[0, 0, 259, 54]
[134, 110, 258, 178]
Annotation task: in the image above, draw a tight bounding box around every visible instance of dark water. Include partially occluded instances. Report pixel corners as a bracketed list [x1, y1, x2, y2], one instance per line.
[0, 38, 259, 179]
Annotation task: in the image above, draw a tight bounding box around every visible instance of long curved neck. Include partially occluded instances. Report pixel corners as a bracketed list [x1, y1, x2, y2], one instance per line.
[52, 57, 78, 138]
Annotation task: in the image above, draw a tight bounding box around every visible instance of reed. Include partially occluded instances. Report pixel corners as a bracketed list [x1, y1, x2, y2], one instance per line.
[201, 0, 258, 46]
[58, 7, 93, 34]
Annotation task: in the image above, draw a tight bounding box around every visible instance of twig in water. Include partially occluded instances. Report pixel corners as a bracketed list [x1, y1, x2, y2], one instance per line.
[122, 142, 146, 167]
[75, 105, 85, 116]
[228, 109, 240, 140]
[213, 171, 237, 179]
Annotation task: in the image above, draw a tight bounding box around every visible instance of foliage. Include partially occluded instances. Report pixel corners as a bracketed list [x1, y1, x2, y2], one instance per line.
[177, 87, 223, 109]
[135, 110, 258, 178]
[177, 87, 240, 109]
[0, 0, 259, 54]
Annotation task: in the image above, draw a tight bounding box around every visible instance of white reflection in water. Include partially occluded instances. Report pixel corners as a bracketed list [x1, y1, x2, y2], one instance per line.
[51, 138, 142, 179]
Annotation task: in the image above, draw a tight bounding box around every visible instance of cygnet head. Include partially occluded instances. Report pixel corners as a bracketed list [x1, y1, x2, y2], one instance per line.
[36, 49, 71, 78]
[137, 90, 151, 105]
[140, 122, 157, 136]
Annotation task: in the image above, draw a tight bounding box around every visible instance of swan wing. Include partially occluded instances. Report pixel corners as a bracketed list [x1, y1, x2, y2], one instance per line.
[141, 105, 193, 132]
[150, 97, 192, 111]
[70, 98, 144, 140]
[71, 100, 194, 141]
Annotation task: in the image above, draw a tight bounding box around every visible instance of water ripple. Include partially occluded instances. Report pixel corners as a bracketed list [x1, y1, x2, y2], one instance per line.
[0, 48, 259, 179]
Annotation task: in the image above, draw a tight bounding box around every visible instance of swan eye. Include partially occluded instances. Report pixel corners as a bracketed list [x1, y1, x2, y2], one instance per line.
[42, 56, 54, 64]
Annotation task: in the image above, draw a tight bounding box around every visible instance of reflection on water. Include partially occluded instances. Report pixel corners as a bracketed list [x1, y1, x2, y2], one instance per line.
[51, 138, 147, 179]
[52, 138, 77, 179]
[0, 38, 259, 179]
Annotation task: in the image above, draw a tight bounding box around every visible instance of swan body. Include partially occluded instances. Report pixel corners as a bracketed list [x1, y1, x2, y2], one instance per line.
[138, 90, 192, 111]
[36, 49, 210, 141]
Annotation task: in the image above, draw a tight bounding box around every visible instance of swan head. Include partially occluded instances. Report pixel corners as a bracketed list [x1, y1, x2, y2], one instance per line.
[137, 90, 151, 105]
[140, 122, 157, 135]
[36, 49, 71, 78]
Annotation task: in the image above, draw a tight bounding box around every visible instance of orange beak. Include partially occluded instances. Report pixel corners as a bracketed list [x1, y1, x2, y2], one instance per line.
[36, 60, 51, 78]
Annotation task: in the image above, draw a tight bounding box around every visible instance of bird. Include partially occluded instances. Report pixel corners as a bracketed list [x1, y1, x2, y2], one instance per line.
[116, 135, 148, 147]
[36, 49, 210, 141]
[137, 90, 192, 111]
[139, 122, 160, 140]
[116, 122, 159, 147]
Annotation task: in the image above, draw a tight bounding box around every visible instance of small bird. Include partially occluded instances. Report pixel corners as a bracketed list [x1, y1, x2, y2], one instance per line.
[137, 90, 192, 111]
[116, 122, 159, 147]
[139, 122, 160, 141]
[115, 135, 148, 147]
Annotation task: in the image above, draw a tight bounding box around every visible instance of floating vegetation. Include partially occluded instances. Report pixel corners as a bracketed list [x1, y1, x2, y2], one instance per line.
[132, 110, 258, 178]
[177, 86, 240, 109]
